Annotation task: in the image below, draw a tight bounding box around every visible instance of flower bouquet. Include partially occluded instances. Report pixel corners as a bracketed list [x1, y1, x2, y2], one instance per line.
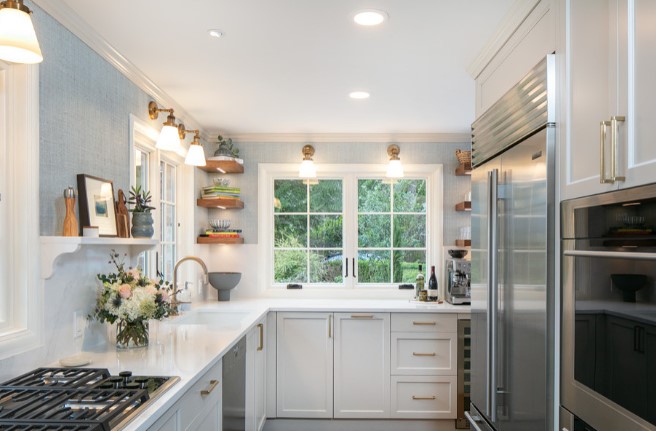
[91, 250, 177, 349]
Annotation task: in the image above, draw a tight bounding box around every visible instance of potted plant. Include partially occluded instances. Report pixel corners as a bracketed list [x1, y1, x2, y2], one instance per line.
[128, 185, 155, 238]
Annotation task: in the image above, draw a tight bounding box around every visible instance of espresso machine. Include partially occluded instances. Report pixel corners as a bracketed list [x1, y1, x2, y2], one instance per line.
[445, 257, 471, 305]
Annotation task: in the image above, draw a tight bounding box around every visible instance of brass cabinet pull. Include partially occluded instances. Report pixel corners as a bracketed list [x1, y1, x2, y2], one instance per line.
[412, 321, 436, 326]
[600, 116, 626, 184]
[412, 352, 436, 357]
[201, 379, 219, 396]
[610, 116, 626, 182]
[328, 315, 332, 338]
[351, 314, 374, 319]
[412, 395, 436, 400]
[257, 323, 264, 351]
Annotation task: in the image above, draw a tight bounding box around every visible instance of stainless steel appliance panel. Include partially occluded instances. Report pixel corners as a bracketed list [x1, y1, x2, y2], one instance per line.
[561, 185, 656, 431]
[469, 54, 556, 431]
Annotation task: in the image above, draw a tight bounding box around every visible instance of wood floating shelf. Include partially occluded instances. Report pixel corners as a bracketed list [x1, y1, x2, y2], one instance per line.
[455, 164, 472, 176]
[197, 198, 244, 209]
[455, 239, 471, 247]
[197, 236, 244, 244]
[198, 160, 244, 174]
[455, 201, 472, 211]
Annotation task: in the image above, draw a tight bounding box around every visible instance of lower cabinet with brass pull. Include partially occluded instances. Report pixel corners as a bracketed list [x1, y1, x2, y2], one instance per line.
[390, 313, 457, 419]
[246, 317, 267, 431]
[147, 359, 223, 431]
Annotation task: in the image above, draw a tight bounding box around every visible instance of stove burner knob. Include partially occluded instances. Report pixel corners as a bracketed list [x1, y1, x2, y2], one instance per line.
[110, 376, 123, 389]
[134, 377, 149, 389]
[119, 371, 132, 385]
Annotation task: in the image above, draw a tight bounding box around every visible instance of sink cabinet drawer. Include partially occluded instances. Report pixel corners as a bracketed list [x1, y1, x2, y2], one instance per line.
[390, 375, 456, 419]
[391, 332, 456, 375]
[391, 313, 457, 333]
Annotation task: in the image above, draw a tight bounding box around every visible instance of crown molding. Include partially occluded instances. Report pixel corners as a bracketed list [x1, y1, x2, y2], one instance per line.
[204, 132, 472, 144]
[32, 0, 203, 133]
[467, 0, 542, 79]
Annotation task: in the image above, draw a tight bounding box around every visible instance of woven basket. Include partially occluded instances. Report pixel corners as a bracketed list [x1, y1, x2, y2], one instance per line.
[455, 149, 471, 165]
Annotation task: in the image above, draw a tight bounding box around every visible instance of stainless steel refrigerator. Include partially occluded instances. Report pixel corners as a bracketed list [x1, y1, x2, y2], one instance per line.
[465, 55, 556, 431]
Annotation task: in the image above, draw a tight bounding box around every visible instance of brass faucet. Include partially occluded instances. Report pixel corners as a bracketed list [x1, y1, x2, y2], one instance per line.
[171, 256, 208, 313]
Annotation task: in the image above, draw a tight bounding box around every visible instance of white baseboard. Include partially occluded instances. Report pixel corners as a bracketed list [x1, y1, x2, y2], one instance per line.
[263, 418, 459, 431]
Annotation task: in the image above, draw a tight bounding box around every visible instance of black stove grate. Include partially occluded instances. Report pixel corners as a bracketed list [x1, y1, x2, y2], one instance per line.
[0, 368, 179, 430]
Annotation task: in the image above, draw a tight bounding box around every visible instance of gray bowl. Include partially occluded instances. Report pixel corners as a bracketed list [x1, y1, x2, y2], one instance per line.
[611, 274, 647, 302]
[208, 272, 242, 301]
[448, 249, 468, 259]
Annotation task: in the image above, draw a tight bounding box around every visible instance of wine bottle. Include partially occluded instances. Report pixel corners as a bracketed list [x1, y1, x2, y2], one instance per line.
[415, 264, 424, 300]
[428, 265, 439, 301]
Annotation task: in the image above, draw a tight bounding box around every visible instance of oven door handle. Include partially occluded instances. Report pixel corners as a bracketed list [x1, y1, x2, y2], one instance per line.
[564, 250, 656, 260]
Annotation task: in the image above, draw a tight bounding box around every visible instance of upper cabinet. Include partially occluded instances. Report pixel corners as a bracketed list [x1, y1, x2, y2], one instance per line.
[561, 0, 656, 199]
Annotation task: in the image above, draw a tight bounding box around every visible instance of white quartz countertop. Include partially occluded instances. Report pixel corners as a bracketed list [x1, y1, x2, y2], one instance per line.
[67, 298, 470, 430]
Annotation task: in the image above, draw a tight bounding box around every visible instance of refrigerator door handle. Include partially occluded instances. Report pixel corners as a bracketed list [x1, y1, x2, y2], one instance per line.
[465, 411, 486, 431]
[487, 169, 499, 423]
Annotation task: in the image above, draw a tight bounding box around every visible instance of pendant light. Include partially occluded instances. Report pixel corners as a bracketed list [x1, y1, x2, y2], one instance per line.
[148, 101, 182, 152]
[386, 144, 404, 179]
[178, 124, 206, 166]
[0, 0, 43, 64]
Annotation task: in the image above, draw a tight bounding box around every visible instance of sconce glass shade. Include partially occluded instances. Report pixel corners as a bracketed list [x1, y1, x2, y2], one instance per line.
[185, 142, 206, 166]
[156, 124, 182, 152]
[0, 5, 43, 64]
[386, 159, 404, 178]
[386, 144, 404, 178]
[299, 159, 317, 179]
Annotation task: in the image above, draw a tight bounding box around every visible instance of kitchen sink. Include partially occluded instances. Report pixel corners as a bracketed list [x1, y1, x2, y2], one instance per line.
[168, 310, 252, 329]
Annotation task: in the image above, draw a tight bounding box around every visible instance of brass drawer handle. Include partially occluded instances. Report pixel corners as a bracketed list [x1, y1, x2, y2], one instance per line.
[351, 314, 374, 319]
[412, 352, 436, 357]
[412, 321, 436, 326]
[257, 323, 264, 351]
[201, 379, 219, 396]
[412, 395, 436, 400]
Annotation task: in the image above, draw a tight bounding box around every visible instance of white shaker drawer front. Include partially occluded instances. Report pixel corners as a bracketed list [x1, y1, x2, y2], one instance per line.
[391, 332, 456, 375]
[179, 359, 223, 427]
[391, 313, 457, 333]
[390, 375, 456, 419]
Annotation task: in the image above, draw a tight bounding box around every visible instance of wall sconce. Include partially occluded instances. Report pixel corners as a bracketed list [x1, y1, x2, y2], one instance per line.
[386, 144, 404, 179]
[178, 124, 206, 167]
[299, 144, 317, 181]
[0, 0, 43, 64]
[148, 101, 182, 152]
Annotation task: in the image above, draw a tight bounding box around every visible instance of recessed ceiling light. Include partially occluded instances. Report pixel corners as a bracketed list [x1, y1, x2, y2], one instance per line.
[349, 91, 370, 99]
[208, 29, 224, 38]
[353, 10, 387, 26]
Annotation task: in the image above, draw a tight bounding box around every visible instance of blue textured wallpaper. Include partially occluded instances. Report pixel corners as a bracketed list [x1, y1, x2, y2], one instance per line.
[33, 4, 154, 235]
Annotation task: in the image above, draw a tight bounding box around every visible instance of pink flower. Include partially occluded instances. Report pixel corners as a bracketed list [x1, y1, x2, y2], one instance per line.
[145, 285, 157, 295]
[160, 291, 169, 302]
[127, 268, 141, 280]
[118, 284, 132, 299]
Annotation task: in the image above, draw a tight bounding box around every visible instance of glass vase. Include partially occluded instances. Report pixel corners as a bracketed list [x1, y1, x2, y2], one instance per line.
[116, 319, 149, 349]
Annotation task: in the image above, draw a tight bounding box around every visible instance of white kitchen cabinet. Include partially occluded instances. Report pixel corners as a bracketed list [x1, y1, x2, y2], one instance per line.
[148, 359, 223, 431]
[276, 312, 333, 418]
[561, 0, 656, 199]
[246, 316, 267, 431]
[333, 312, 390, 419]
[390, 313, 457, 419]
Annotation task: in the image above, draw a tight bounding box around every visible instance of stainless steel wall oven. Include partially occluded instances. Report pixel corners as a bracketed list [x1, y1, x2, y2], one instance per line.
[561, 183, 656, 431]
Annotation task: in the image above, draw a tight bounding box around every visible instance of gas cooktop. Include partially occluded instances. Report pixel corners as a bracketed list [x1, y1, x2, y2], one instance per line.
[0, 367, 179, 431]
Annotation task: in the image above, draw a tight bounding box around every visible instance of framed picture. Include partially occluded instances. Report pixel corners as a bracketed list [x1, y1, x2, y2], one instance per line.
[77, 174, 118, 237]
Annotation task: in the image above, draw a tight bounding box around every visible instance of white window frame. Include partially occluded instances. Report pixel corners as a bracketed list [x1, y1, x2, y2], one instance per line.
[258, 163, 443, 295]
[129, 115, 191, 282]
[0, 61, 42, 359]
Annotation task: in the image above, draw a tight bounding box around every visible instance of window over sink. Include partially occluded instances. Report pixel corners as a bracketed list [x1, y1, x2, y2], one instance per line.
[260, 163, 442, 291]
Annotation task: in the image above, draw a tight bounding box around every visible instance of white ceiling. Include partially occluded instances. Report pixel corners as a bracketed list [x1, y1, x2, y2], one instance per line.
[40, 0, 516, 136]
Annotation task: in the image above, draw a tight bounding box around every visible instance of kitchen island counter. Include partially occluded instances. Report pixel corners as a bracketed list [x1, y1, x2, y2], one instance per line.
[71, 298, 470, 430]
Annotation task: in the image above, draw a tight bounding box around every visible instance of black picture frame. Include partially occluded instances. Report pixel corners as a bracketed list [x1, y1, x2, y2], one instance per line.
[76, 174, 118, 237]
